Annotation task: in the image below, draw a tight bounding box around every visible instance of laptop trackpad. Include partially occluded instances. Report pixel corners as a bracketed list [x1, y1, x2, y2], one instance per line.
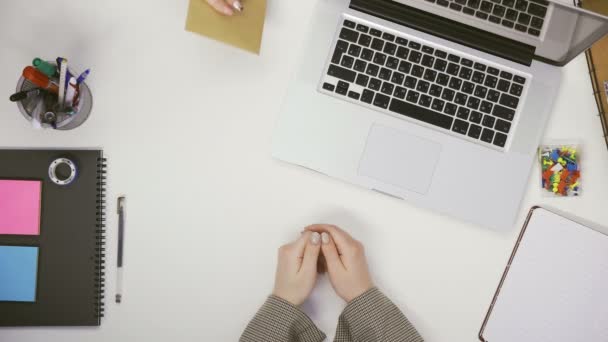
[358, 124, 441, 195]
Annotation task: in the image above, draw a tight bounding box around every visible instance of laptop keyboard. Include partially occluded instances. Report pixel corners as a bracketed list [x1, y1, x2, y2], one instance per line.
[426, 0, 550, 37]
[321, 19, 529, 150]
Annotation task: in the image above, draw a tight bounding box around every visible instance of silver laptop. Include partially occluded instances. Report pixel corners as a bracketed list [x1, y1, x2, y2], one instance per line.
[272, 0, 608, 230]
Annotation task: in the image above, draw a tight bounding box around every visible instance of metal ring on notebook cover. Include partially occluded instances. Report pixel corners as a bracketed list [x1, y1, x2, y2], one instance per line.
[49, 158, 77, 185]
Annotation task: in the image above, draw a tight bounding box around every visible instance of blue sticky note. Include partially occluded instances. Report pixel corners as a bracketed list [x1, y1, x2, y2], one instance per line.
[0, 246, 39, 302]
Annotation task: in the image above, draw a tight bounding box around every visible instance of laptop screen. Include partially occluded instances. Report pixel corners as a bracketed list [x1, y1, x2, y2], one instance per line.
[391, 0, 608, 66]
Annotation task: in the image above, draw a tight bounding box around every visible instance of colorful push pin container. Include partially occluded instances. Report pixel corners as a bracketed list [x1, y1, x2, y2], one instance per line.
[539, 144, 581, 197]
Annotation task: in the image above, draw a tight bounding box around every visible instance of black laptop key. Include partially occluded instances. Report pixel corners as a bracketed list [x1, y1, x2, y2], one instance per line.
[421, 55, 435, 68]
[481, 128, 495, 143]
[510, 83, 523, 96]
[379, 67, 392, 81]
[399, 60, 412, 74]
[369, 78, 382, 91]
[340, 28, 359, 43]
[503, 0, 515, 7]
[408, 41, 421, 50]
[472, 71, 485, 84]
[463, 7, 475, 15]
[456, 107, 470, 120]
[531, 16, 544, 29]
[358, 34, 372, 47]
[474, 63, 487, 72]
[354, 59, 367, 73]
[493, 4, 506, 16]
[469, 110, 483, 123]
[371, 38, 384, 51]
[487, 67, 499, 76]
[383, 42, 397, 55]
[499, 93, 519, 109]
[467, 96, 481, 110]
[328, 64, 356, 82]
[373, 93, 390, 109]
[422, 45, 434, 54]
[448, 54, 461, 63]
[474, 85, 488, 98]
[382, 32, 395, 41]
[408, 51, 422, 63]
[432, 98, 446, 112]
[515, 0, 528, 11]
[518, 12, 531, 25]
[356, 24, 369, 33]
[444, 103, 457, 115]
[361, 48, 374, 61]
[322, 82, 335, 91]
[406, 90, 420, 103]
[468, 0, 481, 9]
[500, 71, 513, 80]
[489, 15, 501, 24]
[502, 19, 515, 28]
[461, 58, 473, 67]
[343, 20, 356, 28]
[452, 119, 469, 135]
[447, 63, 460, 76]
[372, 52, 386, 66]
[493, 132, 507, 147]
[481, 0, 494, 12]
[356, 74, 369, 87]
[441, 88, 455, 102]
[348, 91, 360, 100]
[449, 77, 463, 90]
[455, 92, 468, 105]
[495, 119, 511, 133]
[348, 45, 362, 58]
[404, 76, 417, 89]
[468, 124, 482, 139]
[370, 28, 382, 37]
[381, 82, 395, 95]
[476, 11, 489, 20]
[331, 49, 344, 64]
[394, 86, 407, 99]
[396, 46, 409, 59]
[361, 89, 375, 104]
[515, 24, 527, 32]
[437, 73, 450, 86]
[459, 67, 472, 80]
[462, 81, 475, 94]
[480, 100, 494, 114]
[484, 75, 498, 88]
[416, 80, 430, 93]
[341, 55, 354, 68]
[391, 72, 405, 85]
[450, 2, 463, 10]
[336, 39, 349, 52]
[527, 2, 547, 16]
[434, 59, 447, 72]
[528, 28, 541, 36]
[419, 94, 433, 107]
[513, 75, 526, 84]
[429, 84, 443, 97]
[438, 0, 450, 6]
[336, 81, 349, 95]
[506, 8, 518, 20]
[487, 89, 500, 102]
[497, 79, 511, 92]
[396, 37, 408, 46]
[423, 69, 437, 82]
[493, 104, 515, 121]
[389, 98, 454, 130]
[412, 65, 425, 77]
[366, 64, 379, 77]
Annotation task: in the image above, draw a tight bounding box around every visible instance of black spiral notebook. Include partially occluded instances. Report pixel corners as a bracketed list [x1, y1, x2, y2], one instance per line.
[0, 149, 106, 326]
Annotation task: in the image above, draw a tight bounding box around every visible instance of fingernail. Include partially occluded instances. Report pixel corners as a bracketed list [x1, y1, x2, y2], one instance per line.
[311, 232, 321, 245]
[321, 232, 330, 244]
[223, 7, 234, 15]
[233, 1, 243, 12]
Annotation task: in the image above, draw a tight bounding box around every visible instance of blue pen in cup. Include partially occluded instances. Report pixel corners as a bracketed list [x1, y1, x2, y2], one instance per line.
[76, 69, 90, 84]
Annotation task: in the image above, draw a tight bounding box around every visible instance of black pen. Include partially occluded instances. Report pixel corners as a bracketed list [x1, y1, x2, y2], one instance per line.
[116, 196, 126, 303]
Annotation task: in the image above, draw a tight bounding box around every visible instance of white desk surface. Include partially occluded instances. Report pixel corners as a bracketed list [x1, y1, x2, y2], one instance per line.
[1, 1, 607, 341]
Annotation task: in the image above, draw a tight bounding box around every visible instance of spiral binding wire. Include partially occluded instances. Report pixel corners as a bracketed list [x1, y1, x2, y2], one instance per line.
[94, 156, 107, 320]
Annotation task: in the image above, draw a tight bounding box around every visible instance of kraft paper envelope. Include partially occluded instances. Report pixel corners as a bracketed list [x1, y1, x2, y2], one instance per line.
[185, 0, 267, 54]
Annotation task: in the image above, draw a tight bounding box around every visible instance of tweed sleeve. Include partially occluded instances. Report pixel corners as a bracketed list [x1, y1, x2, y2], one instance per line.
[240, 295, 327, 342]
[334, 288, 424, 342]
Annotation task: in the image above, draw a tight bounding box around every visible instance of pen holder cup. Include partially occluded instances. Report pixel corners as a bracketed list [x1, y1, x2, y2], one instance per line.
[16, 67, 93, 130]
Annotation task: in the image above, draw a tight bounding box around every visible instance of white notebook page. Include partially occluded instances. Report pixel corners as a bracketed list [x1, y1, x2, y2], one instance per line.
[483, 208, 608, 342]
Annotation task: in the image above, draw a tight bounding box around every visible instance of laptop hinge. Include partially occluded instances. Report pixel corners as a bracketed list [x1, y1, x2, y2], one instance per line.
[349, 0, 536, 66]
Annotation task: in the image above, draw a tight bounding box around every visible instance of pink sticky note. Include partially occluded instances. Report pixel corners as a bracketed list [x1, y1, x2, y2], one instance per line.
[0, 180, 42, 235]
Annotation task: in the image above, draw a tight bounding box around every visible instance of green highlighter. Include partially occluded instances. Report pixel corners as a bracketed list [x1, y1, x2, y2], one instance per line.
[32, 58, 57, 78]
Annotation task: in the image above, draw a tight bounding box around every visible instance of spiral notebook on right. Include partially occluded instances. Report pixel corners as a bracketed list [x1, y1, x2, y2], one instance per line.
[479, 207, 608, 342]
[0, 149, 106, 326]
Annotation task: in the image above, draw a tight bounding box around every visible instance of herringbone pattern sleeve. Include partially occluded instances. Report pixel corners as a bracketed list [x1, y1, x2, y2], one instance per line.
[240, 295, 327, 342]
[334, 288, 424, 342]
